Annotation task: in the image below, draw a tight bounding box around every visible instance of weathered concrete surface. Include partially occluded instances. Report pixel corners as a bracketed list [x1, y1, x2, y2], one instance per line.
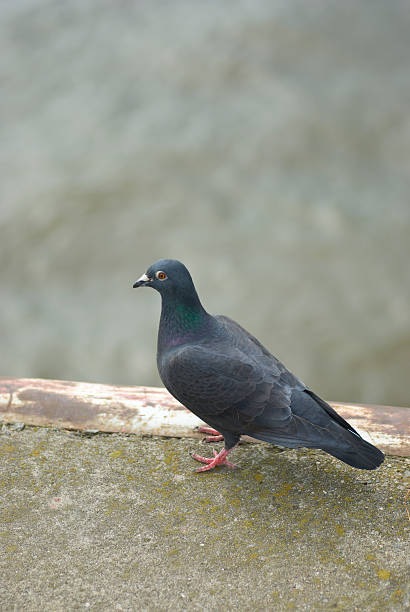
[0, 427, 408, 611]
[1, 378, 409, 456]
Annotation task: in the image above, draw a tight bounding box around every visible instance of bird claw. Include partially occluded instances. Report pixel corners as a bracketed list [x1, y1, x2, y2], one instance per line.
[197, 426, 225, 443]
[191, 448, 237, 472]
[203, 435, 225, 443]
[197, 427, 221, 436]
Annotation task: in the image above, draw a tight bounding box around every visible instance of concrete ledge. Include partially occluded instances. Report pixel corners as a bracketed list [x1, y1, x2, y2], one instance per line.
[0, 427, 408, 610]
[1, 377, 409, 456]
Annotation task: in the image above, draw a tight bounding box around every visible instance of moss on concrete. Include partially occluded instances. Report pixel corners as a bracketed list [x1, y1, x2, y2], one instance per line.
[0, 427, 408, 610]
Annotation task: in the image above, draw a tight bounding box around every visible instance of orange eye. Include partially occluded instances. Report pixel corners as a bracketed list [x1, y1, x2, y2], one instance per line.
[156, 271, 167, 281]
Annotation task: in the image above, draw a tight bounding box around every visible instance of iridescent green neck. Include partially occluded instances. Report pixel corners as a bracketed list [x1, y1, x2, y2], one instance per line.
[174, 302, 204, 330]
[158, 292, 209, 350]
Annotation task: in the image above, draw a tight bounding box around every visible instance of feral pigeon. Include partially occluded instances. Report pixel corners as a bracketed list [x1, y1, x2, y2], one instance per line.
[133, 259, 384, 472]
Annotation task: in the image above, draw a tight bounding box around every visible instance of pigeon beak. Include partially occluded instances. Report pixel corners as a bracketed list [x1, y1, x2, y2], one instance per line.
[133, 273, 151, 288]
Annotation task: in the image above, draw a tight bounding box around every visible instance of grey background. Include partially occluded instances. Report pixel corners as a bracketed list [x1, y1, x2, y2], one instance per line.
[1, 0, 409, 406]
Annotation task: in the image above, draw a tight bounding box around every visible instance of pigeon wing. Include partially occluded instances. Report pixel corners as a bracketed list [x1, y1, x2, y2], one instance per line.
[165, 344, 292, 423]
[165, 345, 259, 414]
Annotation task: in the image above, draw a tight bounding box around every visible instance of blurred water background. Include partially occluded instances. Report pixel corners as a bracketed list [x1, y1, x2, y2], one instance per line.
[1, 0, 409, 406]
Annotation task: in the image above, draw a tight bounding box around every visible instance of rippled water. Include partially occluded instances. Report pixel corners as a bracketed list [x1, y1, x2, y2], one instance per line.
[1, 1, 409, 406]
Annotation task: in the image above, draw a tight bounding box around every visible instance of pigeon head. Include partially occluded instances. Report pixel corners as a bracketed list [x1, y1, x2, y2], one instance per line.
[133, 259, 198, 299]
[133, 260, 209, 341]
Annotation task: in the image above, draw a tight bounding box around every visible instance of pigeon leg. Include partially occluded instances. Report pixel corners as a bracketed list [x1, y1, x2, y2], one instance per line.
[192, 445, 238, 472]
[197, 426, 224, 443]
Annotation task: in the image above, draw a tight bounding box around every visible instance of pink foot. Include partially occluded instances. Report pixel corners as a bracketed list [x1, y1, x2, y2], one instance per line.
[191, 447, 238, 472]
[197, 426, 224, 443]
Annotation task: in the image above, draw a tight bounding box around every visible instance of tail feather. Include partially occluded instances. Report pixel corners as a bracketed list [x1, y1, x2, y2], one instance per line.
[321, 430, 384, 470]
[246, 388, 385, 470]
[291, 388, 384, 469]
[248, 417, 384, 470]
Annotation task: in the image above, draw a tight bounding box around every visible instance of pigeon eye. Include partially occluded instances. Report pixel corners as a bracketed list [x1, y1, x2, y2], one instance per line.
[156, 271, 167, 281]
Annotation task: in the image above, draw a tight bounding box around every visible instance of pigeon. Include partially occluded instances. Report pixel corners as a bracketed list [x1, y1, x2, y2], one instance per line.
[133, 259, 384, 472]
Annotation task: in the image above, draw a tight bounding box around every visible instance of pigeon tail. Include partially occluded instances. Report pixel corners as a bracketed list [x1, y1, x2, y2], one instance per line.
[247, 418, 384, 470]
[320, 431, 384, 470]
[296, 390, 385, 469]
[246, 389, 385, 471]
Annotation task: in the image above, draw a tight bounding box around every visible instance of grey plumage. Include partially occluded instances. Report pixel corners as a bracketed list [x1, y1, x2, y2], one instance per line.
[133, 259, 384, 471]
